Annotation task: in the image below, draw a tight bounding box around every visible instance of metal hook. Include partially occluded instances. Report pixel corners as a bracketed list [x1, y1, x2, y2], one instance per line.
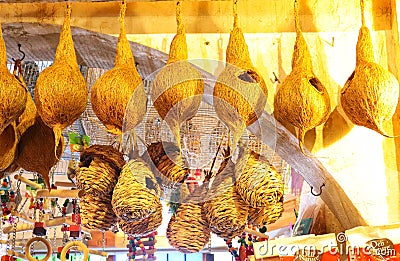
[12, 43, 25, 62]
[310, 183, 325, 196]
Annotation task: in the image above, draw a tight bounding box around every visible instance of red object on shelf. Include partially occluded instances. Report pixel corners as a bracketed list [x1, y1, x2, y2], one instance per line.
[69, 224, 81, 238]
[72, 213, 81, 224]
[33, 222, 46, 236]
[1, 255, 16, 261]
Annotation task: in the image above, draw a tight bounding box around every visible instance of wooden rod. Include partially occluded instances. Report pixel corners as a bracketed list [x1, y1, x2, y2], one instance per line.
[88, 249, 109, 257]
[36, 189, 80, 198]
[0, 240, 25, 246]
[244, 228, 269, 239]
[3, 223, 33, 234]
[14, 175, 43, 189]
[54, 181, 76, 188]
[8, 250, 28, 260]
[11, 210, 36, 224]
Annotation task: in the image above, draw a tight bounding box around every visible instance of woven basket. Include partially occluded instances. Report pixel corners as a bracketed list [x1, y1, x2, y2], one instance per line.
[235, 149, 284, 208]
[273, 0, 330, 154]
[0, 20, 27, 135]
[34, 4, 88, 156]
[203, 159, 249, 239]
[16, 116, 64, 189]
[142, 141, 189, 188]
[118, 206, 162, 237]
[0, 122, 18, 171]
[151, 1, 204, 150]
[16, 90, 37, 139]
[340, 0, 399, 137]
[248, 199, 284, 228]
[80, 193, 117, 231]
[112, 159, 162, 222]
[91, 2, 146, 135]
[167, 202, 210, 253]
[213, 1, 268, 152]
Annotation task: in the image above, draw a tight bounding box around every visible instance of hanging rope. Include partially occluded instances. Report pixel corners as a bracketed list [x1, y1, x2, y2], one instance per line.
[233, 0, 239, 28]
[360, 0, 366, 27]
[294, 0, 301, 33]
[176, 0, 185, 34]
[120, 0, 127, 36]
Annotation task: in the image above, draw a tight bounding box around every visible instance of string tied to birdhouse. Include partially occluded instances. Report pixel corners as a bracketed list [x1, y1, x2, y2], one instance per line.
[176, 1, 184, 35]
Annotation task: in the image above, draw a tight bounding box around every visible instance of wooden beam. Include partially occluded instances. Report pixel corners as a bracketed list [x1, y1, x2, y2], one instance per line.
[0, 0, 392, 34]
[35, 189, 80, 198]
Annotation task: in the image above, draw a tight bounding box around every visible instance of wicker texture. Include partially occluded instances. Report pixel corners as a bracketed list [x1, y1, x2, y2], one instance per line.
[151, 1, 204, 150]
[80, 193, 117, 231]
[0, 122, 18, 171]
[142, 141, 189, 188]
[235, 149, 284, 208]
[273, 0, 330, 154]
[91, 2, 146, 135]
[213, 1, 268, 152]
[112, 159, 162, 222]
[34, 4, 88, 156]
[248, 200, 284, 228]
[118, 206, 162, 237]
[16, 90, 37, 138]
[16, 116, 64, 189]
[340, 0, 399, 137]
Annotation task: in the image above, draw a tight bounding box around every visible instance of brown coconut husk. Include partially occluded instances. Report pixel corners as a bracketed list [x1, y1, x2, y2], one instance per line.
[16, 116, 64, 189]
[80, 193, 117, 231]
[0, 122, 18, 171]
[142, 141, 189, 188]
[248, 198, 284, 228]
[151, 1, 204, 150]
[34, 4, 88, 157]
[91, 1, 146, 136]
[235, 149, 284, 208]
[213, 0, 268, 153]
[273, 0, 330, 155]
[118, 207, 162, 236]
[340, 0, 399, 136]
[0, 21, 27, 135]
[203, 158, 249, 239]
[112, 159, 162, 222]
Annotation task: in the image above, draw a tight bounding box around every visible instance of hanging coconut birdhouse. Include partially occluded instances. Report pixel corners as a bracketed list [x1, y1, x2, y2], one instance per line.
[91, 1, 147, 136]
[273, 0, 331, 155]
[213, 0, 269, 153]
[34, 3, 88, 156]
[340, 0, 399, 136]
[151, 1, 204, 151]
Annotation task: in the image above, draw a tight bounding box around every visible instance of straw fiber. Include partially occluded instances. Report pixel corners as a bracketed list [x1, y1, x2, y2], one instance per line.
[247, 199, 284, 228]
[213, 1, 268, 152]
[151, 1, 204, 150]
[235, 149, 284, 208]
[16, 116, 64, 189]
[112, 159, 162, 222]
[203, 159, 249, 239]
[118, 207, 162, 236]
[16, 91, 37, 138]
[91, 1, 146, 135]
[273, 0, 330, 154]
[340, 0, 399, 136]
[34, 4, 88, 156]
[142, 141, 189, 188]
[80, 193, 117, 231]
[0, 122, 18, 171]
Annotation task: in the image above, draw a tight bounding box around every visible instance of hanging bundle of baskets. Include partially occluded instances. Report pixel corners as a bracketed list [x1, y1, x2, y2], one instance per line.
[151, 0, 204, 151]
[16, 116, 64, 189]
[203, 158, 249, 239]
[142, 141, 189, 188]
[77, 145, 125, 197]
[80, 193, 117, 231]
[118, 206, 163, 236]
[213, 0, 269, 153]
[0, 20, 27, 136]
[340, 0, 399, 136]
[34, 3, 88, 156]
[235, 149, 284, 208]
[112, 159, 162, 222]
[273, 0, 330, 155]
[91, 1, 147, 136]
[247, 198, 284, 228]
